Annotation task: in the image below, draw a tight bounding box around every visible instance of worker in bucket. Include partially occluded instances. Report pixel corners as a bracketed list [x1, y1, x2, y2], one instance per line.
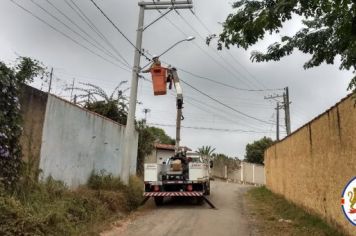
[141, 55, 161, 73]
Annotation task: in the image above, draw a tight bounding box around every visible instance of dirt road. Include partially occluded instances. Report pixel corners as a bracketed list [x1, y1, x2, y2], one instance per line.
[102, 181, 253, 236]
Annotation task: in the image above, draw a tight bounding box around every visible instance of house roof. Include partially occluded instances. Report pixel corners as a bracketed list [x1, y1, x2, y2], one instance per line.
[154, 143, 192, 151]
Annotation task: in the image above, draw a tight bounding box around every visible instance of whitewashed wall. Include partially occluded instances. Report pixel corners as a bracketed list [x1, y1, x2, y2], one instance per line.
[39, 95, 138, 188]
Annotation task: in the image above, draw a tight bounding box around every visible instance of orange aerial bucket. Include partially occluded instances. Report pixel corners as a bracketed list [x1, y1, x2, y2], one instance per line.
[150, 66, 167, 96]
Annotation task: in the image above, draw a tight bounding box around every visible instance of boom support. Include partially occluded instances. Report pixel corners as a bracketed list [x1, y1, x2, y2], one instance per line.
[169, 68, 183, 154]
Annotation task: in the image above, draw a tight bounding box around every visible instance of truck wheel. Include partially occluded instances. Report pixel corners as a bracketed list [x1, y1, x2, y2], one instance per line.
[154, 196, 164, 206]
[196, 196, 204, 205]
[205, 182, 210, 196]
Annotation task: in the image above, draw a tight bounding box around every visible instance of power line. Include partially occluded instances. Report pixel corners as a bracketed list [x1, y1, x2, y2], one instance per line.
[30, 0, 129, 69]
[190, 10, 271, 90]
[144, 48, 283, 95]
[178, 67, 283, 92]
[151, 1, 252, 88]
[89, 0, 151, 62]
[45, 0, 129, 68]
[140, 75, 273, 130]
[147, 123, 275, 134]
[180, 79, 275, 125]
[174, 9, 258, 89]
[9, 0, 131, 72]
[150, 3, 282, 91]
[65, 0, 131, 67]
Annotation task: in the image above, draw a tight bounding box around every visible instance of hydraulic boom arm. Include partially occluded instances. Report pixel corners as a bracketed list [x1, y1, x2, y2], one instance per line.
[169, 68, 183, 154]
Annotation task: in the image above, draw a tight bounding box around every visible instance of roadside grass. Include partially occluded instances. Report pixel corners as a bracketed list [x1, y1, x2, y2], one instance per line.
[246, 187, 344, 236]
[0, 172, 144, 236]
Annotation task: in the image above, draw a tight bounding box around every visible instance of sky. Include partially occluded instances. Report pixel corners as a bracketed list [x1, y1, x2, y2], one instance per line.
[0, 0, 354, 158]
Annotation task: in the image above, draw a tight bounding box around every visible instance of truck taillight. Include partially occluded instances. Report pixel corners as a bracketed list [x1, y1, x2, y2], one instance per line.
[153, 185, 160, 192]
[187, 184, 193, 191]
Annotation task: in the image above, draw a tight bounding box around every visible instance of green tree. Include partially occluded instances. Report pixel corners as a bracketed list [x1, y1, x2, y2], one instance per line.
[72, 82, 128, 125]
[245, 137, 274, 165]
[216, 0, 356, 93]
[136, 123, 175, 175]
[136, 121, 156, 175]
[197, 145, 216, 156]
[146, 126, 175, 145]
[0, 57, 46, 190]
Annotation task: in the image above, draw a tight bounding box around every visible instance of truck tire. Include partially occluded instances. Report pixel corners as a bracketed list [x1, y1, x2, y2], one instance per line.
[205, 182, 210, 196]
[154, 196, 164, 206]
[196, 196, 204, 205]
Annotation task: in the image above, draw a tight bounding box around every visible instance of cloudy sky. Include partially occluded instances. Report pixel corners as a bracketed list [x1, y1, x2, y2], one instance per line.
[0, 0, 354, 158]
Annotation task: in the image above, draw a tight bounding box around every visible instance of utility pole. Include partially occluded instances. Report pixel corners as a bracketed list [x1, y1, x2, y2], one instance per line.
[87, 91, 91, 104]
[122, 1, 193, 184]
[70, 78, 75, 102]
[48, 67, 53, 94]
[265, 93, 284, 140]
[276, 102, 280, 141]
[265, 87, 292, 137]
[283, 87, 291, 135]
[142, 108, 151, 124]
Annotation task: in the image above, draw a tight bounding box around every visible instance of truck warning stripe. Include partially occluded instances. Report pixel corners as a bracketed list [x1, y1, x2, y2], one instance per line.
[144, 192, 204, 197]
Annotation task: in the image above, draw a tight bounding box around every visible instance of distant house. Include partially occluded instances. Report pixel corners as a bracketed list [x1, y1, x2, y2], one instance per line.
[145, 143, 191, 164]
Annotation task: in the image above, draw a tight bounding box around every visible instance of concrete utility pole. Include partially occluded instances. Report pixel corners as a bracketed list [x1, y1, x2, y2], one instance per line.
[122, 1, 193, 184]
[142, 108, 151, 124]
[48, 67, 53, 94]
[265, 91, 291, 140]
[276, 102, 280, 141]
[70, 78, 75, 102]
[283, 87, 291, 135]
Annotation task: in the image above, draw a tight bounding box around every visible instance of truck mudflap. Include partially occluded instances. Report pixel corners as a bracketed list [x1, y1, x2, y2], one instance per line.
[143, 191, 203, 197]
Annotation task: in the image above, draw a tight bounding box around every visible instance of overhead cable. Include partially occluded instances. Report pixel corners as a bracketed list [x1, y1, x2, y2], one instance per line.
[9, 0, 131, 72]
[65, 0, 132, 67]
[180, 79, 275, 125]
[89, 0, 151, 62]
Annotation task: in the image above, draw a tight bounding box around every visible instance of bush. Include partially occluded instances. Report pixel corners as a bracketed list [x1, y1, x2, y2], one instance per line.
[125, 176, 144, 211]
[87, 170, 125, 191]
[88, 171, 144, 212]
[0, 173, 144, 236]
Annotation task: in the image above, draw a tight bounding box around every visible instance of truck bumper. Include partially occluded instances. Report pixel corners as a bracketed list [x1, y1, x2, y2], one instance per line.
[143, 191, 203, 197]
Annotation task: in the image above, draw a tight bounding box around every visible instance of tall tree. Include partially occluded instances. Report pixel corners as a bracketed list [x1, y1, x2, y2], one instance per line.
[215, 0, 356, 93]
[245, 137, 274, 165]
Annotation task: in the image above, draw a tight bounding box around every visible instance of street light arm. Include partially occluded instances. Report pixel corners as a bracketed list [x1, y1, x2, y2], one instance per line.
[158, 39, 186, 58]
[139, 36, 195, 72]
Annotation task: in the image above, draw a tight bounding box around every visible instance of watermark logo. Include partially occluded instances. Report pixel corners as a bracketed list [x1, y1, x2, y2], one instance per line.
[342, 177, 356, 226]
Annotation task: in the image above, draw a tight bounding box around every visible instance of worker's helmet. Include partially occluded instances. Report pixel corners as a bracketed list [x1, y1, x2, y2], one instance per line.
[152, 55, 159, 60]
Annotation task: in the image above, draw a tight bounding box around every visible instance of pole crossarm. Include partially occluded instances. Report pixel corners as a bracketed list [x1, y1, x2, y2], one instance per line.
[144, 5, 193, 10]
[138, 1, 192, 6]
[143, 8, 173, 31]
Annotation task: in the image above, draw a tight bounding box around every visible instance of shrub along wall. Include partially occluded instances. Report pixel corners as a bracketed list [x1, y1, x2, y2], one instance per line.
[265, 94, 356, 236]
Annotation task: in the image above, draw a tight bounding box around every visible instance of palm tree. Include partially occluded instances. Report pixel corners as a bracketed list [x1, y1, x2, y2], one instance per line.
[197, 145, 216, 156]
[197, 146, 216, 165]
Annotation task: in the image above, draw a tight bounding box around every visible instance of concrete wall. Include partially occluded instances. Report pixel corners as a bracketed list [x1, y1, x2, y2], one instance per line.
[241, 162, 265, 185]
[265, 94, 356, 236]
[19, 86, 48, 173]
[212, 160, 265, 185]
[38, 95, 138, 188]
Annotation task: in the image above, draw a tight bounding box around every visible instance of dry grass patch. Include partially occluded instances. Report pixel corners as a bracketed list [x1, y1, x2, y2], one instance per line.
[246, 187, 344, 236]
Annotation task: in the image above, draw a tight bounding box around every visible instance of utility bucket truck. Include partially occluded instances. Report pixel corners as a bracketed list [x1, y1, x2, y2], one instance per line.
[143, 66, 213, 206]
